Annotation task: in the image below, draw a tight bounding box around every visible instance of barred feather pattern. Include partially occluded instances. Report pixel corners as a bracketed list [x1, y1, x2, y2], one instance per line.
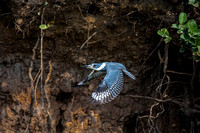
[91, 71, 123, 104]
[122, 69, 136, 80]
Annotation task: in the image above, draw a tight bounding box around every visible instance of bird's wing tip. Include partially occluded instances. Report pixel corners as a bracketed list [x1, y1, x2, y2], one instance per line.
[77, 81, 83, 86]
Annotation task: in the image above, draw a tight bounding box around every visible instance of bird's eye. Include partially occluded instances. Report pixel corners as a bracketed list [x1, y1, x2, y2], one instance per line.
[93, 65, 96, 67]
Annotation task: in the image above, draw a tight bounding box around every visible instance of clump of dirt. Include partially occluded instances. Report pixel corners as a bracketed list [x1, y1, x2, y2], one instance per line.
[0, 0, 200, 132]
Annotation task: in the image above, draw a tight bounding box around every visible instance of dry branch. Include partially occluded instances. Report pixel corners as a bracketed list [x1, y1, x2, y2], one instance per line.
[166, 70, 192, 76]
[78, 11, 135, 52]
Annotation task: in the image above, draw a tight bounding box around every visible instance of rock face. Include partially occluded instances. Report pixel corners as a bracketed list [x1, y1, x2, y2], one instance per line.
[0, 0, 200, 133]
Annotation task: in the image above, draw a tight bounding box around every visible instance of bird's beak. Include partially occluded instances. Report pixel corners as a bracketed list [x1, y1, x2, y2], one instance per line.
[81, 65, 93, 69]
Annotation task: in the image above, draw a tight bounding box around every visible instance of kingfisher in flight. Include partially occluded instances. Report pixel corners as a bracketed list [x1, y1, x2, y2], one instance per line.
[78, 62, 136, 104]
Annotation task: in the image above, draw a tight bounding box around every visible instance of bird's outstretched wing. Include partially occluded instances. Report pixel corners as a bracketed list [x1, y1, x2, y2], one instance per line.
[122, 69, 136, 80]
[90, 70, 123, 104]
[78, 70, 106, 85]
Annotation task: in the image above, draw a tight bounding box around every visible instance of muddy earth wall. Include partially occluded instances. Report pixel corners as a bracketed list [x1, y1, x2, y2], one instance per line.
[0, 0, 200, 132]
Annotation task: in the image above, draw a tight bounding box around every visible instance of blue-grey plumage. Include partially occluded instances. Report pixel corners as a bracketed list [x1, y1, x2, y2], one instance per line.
[78, 62, 136, 104]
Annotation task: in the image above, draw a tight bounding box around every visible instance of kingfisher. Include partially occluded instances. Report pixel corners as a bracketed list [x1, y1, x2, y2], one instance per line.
[78, 62, 136, 104]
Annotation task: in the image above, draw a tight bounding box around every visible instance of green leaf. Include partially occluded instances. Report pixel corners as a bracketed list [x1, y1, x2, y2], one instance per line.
[193, 29, 200, 35]
[197, 52, 200, 57]
[193, 55, 198, 61]
[194, 3, 199, 7]
[180, 33, 190, 41]
[37, 8, 41, 16]
[180, 34, 185, 40]
[47, 21, 55, 28]
[193, 47, 198, 52]
[171, 24, 179, 29]
[185, 42, 190, 45]
[179, 47, 185, 53]
[37, 11, 41, 16]
[197, 46, 200, 52]
[164, 37, 171, 43]
[41, 2, 48, 8]
[177, 30, 183, 34]
[178, 24, 187, 31]
[188, 0, 196, 4]
[189, 39, 196, 45]
[179, 12, 187, 25]
[196, 38, 200, 46]
[188, 0, 199, 7]
[48, 21, 55, 24]
[39, 24, 48, 30]
[188, 32, 194, 38]
[162, 28, 169, 36]
[157, 30, 166, 37]
[187, 20, 198, 32]
[157, 28, 169, 37]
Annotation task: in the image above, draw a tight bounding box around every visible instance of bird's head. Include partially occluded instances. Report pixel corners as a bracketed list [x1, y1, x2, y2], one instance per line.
[82, 62, 106, 71]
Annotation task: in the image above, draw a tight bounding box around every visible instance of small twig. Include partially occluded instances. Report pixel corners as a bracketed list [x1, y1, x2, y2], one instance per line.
[34, 72, 41, 107]
[87, 30, 129, 44]
[127, 95, 172, 102]
[78, 27, 102, 51]
[40, 7, 45, 109]
[26, 2, 55, 132]
[44, 60, 55, 132]
[166, 70, 192, 76]
[158, 50, 164, 63]
[77, 4, 87, 22]
[162, 75, 170, 97]
[0, 13, 10, 18]
[163, 43, 169, 74]
[137, 38, 163, 74]
[78, 11, 135, 52]
[155, 76, 165, 96]
[87, 39, 105, 44]
[148, 102, 159, 132]
[77, 4, 90, 50]
[138, 118, 146, 133]
[45, 60, 52, 84]
[26, 37, 40, 133]
[156, 42, 170, 96]
[137, 41, 170, 132]
[3, 20, 11, 33]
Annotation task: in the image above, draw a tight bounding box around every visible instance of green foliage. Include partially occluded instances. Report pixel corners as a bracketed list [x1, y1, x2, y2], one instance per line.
[39, 24, 48, 30]
[38, 2, 52, 30]
[38, 8, 41, 16]
[171, 12, 200, 61]
[37, 2, 48, 16]
[179, 46, 185, 53]
[179, 12, 187, 25]
[188, 0, 200, 7]
[41, 1, 48, 8]
[157, 12, 200, 62]
[39, 21, 54, 30]
[157, 28, 172, 43]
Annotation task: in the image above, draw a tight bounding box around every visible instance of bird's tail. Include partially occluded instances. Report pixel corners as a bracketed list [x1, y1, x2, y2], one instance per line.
[122, 69, 136, 80]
